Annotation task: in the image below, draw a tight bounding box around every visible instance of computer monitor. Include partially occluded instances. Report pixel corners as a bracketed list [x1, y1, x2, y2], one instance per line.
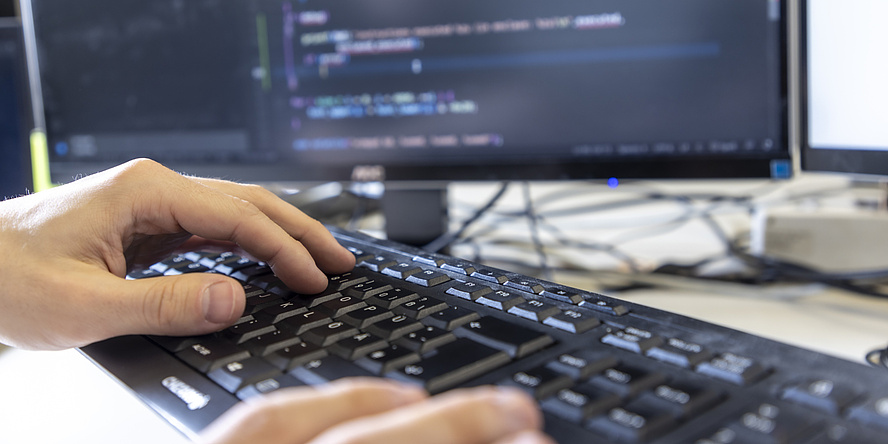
[22, 0, 791, 242]
[0, 19, 32, 198]
[800, 0, 888, 177]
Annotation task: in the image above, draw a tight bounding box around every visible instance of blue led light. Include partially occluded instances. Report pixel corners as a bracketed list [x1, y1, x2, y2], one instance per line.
[54, 141, 69, 156]
[607, 177, 619, 189]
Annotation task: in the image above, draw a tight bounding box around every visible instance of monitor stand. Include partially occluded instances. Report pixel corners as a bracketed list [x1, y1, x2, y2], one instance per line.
[381, 186, 449, 248]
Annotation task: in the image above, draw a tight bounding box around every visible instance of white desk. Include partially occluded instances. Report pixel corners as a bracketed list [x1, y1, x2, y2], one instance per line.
[2, 281, 887, 444]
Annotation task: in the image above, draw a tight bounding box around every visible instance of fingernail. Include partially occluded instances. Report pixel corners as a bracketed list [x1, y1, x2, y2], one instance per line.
[202, 282, 236, 324]
[494, 387, 541, 432]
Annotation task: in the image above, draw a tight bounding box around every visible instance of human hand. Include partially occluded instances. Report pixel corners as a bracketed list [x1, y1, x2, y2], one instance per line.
[199, 379, 555, 444]
[0, 159, 355, 350]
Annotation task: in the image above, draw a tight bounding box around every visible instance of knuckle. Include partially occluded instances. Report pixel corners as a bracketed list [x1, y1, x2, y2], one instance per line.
[142, 278, 191, 330]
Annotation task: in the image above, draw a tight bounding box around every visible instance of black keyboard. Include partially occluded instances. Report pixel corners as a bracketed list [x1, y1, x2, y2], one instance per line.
[81, 227, 888, 443]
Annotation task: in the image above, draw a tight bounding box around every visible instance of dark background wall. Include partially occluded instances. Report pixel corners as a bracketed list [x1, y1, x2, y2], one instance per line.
[1, 1, 15, 17]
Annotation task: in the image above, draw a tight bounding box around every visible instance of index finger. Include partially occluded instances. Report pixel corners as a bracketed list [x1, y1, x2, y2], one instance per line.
[124, 166, 332, 294]
[191, 177, 355, 274]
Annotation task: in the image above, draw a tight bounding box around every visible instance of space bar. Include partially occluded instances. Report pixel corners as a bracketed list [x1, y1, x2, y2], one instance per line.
[386, 338, 510, 394]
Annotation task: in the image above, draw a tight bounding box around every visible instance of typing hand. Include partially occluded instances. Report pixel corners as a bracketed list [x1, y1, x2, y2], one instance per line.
[0, 159, 355, 350]
[199, 379, 554, 444]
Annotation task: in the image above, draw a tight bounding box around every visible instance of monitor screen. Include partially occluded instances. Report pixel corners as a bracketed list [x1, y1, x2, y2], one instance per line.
[24, 0, 790, 184]
[800, 0, 888, 177]
[0, 20, 32, 197]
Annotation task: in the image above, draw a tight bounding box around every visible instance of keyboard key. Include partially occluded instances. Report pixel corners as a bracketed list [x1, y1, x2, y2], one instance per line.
[505, 276, 545, 294]
[326, 270, 370, 291]
[394, 296, 449, 319]
[508, 299, 562, 322]
[266, 342, 328, 371]
[441, 261, 476, 276]
[240, 283, 266, 299]
[198, 252, 236, 269]
[242, 292, 283, 316]
[579, 296, 630, 316]
[301, 321, 359, 347]
[150, 255, 189, 273]
[343, 279, 394, 299]
[586, 401, 676, 443]
[646, 337, 712, 368]
[296, 289, 346, 308]
[329, 332, 388, 360]
[546, 350, 620, 381]
[277, 310, 333, 335]
[424, 305, 480, 331]
[249, 274, 286, 291]
[601, 326, 664, 354]
[476, 289, 526, 311]
[500, 365, 574, 400]
[224, 318, 276, 344]
[396, 325, 456, 353]
[696, 353, 768, 386]
[455, 316, 554, 358]
[149, 335, 201, 353]
[542, 308, 601, 334]
[364, 314, 424, 341]
[381, 262, 422, 279]
[848, 396, 888, 431]
[541, 384, 622, 423]
[338, 304, 394, 329]
[255, 300, 308, 324]
[406, 269, 451, 287]
[780, 378, 858, 415]
[446, 281, 493, 301]
[637, 381, 724, 419]
[175, 337, 251, 373]
[164, 261, 210, 275]
[347, 247, 374, 264]
[359, 255, 398, 272]
[388, 338, 510, 393]
[128, 268, 163, 279]
[589, 364, 668, 399]
[541, 287, 584, 305]
[231, 264, 273, 282]
[471, 268, 509, 284]
[236, 374, 305, 400]
[412, 253, 445, 267]
[316, 294, 367, 318]
[366, 287, 419, 309]
[242, 329, 301, 356]
[355, 344, 421, 375]
[290, 355, 377, 385]
[213, 256, 258, 275]
[723, 403, 817, 444]
[207, 357, 282, 393]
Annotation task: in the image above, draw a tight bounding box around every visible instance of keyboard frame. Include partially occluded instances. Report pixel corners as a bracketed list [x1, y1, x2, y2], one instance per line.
[80, 227, 888, 443]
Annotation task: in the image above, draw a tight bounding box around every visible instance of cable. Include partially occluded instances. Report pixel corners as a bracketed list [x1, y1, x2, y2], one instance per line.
[522, 182, 551, 280]
[423, 182, 510, 253]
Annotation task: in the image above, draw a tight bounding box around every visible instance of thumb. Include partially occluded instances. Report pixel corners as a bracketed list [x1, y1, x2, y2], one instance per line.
[108, 274, 246, 338]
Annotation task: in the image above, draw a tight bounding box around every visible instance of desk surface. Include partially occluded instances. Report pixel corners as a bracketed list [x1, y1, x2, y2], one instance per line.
[2, 283, 887, 444]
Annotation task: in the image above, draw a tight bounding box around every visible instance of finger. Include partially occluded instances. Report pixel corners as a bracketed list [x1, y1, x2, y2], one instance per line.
[492, 431, 557, 444]
[192, 178, 355, 274]
[95, 272, 246, 340]
[121, 165, 330, 293]
[198, 379, 428, 444]
[309, 386, 546, 444]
